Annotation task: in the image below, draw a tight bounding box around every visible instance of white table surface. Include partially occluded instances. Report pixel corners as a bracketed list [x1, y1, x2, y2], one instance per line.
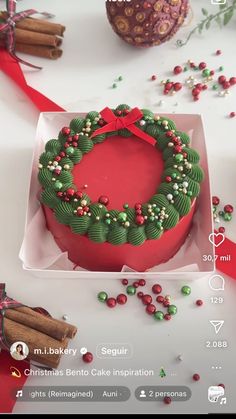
[0, 0, 236, 414]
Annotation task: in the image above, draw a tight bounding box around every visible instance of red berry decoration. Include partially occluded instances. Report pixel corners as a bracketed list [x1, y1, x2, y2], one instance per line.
[137, 291, 144, 299]
[219, 227, 225, 234]
[152, 284, 162, 294]
[61, 127, 71, 136]
[230, 112, 236, 118]
[146, 304, 156, 315]
[195, 83, 203, 91]
[196, 299, 203, 306]
[142, 294, 152, 305]
[218, 75, 226, 85]
[193, 373, 200, 381]
[139, 279, 146, 287]
[135, 215, 145, 226]
[173, 82, 182, 92]
[199, 62, 206, 70]
[156, 295, 164, 303]
[212, 196, 220, 206]
[164, 313, 171, 321]
[106, 298, 117, 308]
[163, 300, 170, 307]
[117, 294, 127, 305]
[173, 65, 182, 75]
[98, 195, 109, 206]
[59, 151, 66, 158]
[164, 396, 172, 405]
[55, 156, 61, 162]
[66, 188, 75, 197]
[77, 209, 84, 217]
[165, 82, 173, 91]
[82, 352, 93, 363]
[224, 204, 234, 213]
[133, 281, 140, 288]
[166, 176, 172, 183]
[151, 75, 157, 81]
[229, 77, 236, 86]
[122, 279, 128, 286]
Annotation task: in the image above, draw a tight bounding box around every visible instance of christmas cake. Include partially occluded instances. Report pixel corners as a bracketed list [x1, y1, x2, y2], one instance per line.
[38, 105, 204, 271]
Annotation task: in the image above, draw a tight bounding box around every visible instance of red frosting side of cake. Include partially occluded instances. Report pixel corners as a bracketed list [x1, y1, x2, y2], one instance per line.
[42, 134, 196, 271]
[43, 202, 195, 272]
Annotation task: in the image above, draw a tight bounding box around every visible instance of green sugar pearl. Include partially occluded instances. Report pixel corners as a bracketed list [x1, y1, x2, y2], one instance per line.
[181, 285, 191, 296]
[212, 84, 218, 91]
[117, 212, 127, 223]
[123, 203, 129, 209]
[126, 285, 136, 296]
[219, 66, 224, 72]
[202, 69, 210, 77]
[97, 291, 108, 303]
[112, 83, 117, 89]
[154, 311, 164, 321]
[224, 212, 232, 222]
[118, 76, 123, 81]
[168, 305, 177, 315]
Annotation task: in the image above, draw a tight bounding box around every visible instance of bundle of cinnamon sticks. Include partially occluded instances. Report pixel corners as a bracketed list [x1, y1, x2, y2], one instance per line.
[0, 13, 65, 59]
[2, 306, 77, 369]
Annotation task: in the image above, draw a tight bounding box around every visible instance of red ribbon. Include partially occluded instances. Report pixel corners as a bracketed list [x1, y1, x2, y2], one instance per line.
[91, 107, 156, 146]
[0, 49, 64, 112]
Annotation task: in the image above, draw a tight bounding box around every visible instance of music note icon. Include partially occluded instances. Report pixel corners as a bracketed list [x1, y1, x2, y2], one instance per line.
[16, 390, 23, 398]
[220, 397, 227, 405]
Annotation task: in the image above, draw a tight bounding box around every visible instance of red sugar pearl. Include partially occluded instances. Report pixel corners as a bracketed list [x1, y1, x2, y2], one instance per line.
[146, 304, 156, 315]
[117, 294, 127, 305]
[61, 127, 71, 136]
[216, 49, 222, 55]
[210, 70, 215, 76]
[199, 62, 207, 70]
[229, 77, 236, 86]
[224, 204, 234, 213]
[192, 88, 201, 97]
[122, 279, 128, 286]
[218, 75, 226, 85]
[194, 96, 200, 101]
[173, 65, 182, 75]
[142, 294, 152, 305]
[212, 196, 220, 206]
[166, 176, 172, 183]
[99, 195, 109, 206]
[164, 396, 172, 405]
[82, 352, 93, 363]
[195, 83, 203, 90]
[156, 295, 165, 303]
[163, 300, 170, 307]
[106, 298, 117, 308]
[193, 373, 200, 381]
[139, 279, 146, 287]
[230, 112, 236, 118]
[173, 82, 182, 92]
[223, 81, 231, 90]
[202, 84, 208, 90]
[219, 227, 225, 234]
[165, 82, 173, 91]
[55, 156, 61, 162]
[151, 75, 157, 81]
[152, 284, 162, 294]
[133, 281, 140, 288]
[164, 314, 172, 321]
[196, 299, 203, 306]
[136, 215, 145, 226]
[137, 291, 144, 299]
[135, 203, 142, 211]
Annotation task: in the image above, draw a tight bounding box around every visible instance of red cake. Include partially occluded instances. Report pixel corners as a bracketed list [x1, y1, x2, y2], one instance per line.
[38, 105, 204, 271]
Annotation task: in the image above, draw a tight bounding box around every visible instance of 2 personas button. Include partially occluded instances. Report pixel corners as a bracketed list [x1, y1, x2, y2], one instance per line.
[96, 344, 133, 359]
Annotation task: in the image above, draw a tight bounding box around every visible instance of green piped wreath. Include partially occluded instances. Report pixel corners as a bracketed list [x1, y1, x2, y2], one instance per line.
[38, 104, 204, 246]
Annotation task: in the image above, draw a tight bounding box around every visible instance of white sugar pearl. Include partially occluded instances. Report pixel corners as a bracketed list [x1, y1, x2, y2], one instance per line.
[173, 184, 179, 190]
[182, 181, 189, 188]
[140, 120, 146, 126]
[167, 194, 173, 201]
[62, 314, 68, 321]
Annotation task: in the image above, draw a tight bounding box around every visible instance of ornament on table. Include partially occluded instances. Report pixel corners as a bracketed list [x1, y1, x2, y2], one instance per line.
[105, 0, 189, 48]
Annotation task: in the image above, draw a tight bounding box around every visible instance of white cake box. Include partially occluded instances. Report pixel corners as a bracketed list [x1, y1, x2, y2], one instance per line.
[19, 112, 215, 280]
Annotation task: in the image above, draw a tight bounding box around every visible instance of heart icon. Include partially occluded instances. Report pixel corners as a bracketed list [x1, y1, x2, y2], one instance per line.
[209, 233, 225, 248]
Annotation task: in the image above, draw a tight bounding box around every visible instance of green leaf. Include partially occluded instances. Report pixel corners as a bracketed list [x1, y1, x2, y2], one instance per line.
[206, 20, 211, 30]
[223, 10, 234, 25]
[201, 8, 208, 16]
[198, 21, 204, 33]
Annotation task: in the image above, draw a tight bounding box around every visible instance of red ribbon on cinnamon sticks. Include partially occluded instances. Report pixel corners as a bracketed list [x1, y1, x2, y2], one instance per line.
[91, 106, 156, 146]
[0, 284, 22, 349]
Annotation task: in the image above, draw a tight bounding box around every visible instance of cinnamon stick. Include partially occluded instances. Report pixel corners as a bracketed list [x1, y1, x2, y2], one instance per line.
[4, 318, 69, 369]
[0, 13, 65, 37]
[15, 306, 77, 339]
[5, 308, 69, 341]
[0, 40, 62, 59]
[14, 28, 62, 47]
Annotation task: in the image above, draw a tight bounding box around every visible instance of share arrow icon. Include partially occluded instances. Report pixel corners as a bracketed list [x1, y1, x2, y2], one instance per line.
[210, 320, 225, 334]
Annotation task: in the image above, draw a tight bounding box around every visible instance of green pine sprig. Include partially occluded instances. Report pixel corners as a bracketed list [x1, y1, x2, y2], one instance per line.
[177, 0, 236, 47]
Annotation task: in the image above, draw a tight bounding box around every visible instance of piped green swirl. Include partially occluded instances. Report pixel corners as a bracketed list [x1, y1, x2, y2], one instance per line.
[107, 226, 127, 245]
[128, 227, 146, 246]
